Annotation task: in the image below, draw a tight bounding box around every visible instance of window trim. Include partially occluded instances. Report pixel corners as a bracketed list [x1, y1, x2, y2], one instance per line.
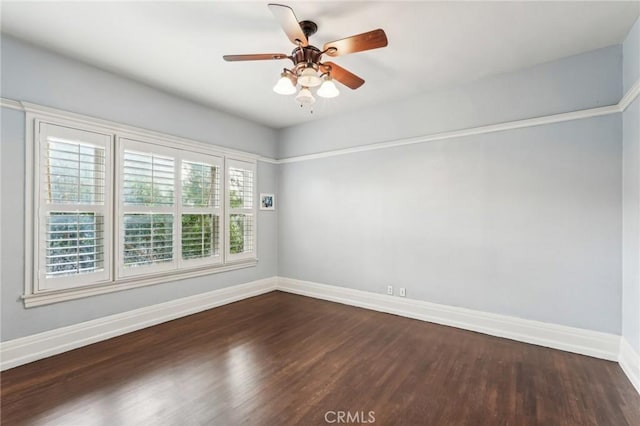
[226, 158, 258, 262]
[178, 152, 224, 269]
[117, 137, 180, 278]
[24, 105, 260, 308]
[35, 122, 114, 291]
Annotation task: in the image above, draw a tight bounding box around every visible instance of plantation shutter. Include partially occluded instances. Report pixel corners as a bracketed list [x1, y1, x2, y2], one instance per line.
[226, 158, 257, 262]
[180, 154, 223, 267]
[28, 113, 261, 305]
[38, 122, 112, 290]
[119, 138, 177, 276]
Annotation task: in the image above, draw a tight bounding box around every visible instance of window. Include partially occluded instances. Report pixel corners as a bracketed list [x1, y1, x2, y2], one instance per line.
[119, 139, 177, 276]
[226, 159, 256, 262]
[181, 156, 222, 266]
[26, 113, 258, 306]
[36, 123, 112, 291]
[117, 139, 225, 277]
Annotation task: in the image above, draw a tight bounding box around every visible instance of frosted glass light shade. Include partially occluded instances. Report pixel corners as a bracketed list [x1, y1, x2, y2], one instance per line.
[273, 75, 296, 95]
[296, 87, 315, 105]
[297, 67, 322, 87]
[317, 79, 340, 98]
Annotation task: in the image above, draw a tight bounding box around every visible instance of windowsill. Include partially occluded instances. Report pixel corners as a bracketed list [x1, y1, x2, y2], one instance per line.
[22, 260, 258, 308]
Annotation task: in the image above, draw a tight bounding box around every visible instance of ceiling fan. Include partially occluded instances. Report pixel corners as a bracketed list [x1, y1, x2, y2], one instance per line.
[223, 3, 388, 106]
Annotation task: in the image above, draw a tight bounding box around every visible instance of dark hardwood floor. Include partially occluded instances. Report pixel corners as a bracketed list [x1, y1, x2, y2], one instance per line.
[1, 291, 639, 425]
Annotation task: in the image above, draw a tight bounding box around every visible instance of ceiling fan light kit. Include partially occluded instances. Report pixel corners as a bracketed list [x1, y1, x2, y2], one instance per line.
[273, 71, 297, 95]
[296, 87, 316, 106]
[224, 3, 388, 108]
[317, 77, 339, 99]
[298, 66, 322, 88]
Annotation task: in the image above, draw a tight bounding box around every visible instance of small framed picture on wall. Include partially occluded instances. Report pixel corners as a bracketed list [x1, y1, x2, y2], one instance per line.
[260, 193, 275, 210]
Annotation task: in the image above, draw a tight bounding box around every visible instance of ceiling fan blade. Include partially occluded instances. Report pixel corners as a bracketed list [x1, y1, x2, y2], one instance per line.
[223, 53, 289, 62]
[268, 4, 308, 46]
[323, 29, 388, 57]
[321, 62, 365, 89]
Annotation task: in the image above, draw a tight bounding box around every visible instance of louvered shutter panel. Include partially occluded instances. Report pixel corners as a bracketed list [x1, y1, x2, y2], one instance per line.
[226, 159, 256, 261]
[119, 140, 177, 275]
[38, 123, 112, 290]
[180, 157, 222, 265]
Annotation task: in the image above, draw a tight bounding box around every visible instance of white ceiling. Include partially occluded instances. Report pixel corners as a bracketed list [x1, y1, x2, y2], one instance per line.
[2, 1, 639, 129]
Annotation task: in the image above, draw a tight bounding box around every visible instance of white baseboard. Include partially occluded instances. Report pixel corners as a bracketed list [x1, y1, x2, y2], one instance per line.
[2, 274, 635, 396]
[619, 337, 640, 394]
[277, 277, 620, 361]
[0, 277, 277, 371]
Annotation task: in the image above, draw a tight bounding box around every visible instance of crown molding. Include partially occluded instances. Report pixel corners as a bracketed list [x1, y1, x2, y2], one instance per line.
[0, 98, 23, 110]
[3, 75, 638, 165]
[277, 76, 640, 164]
[1, 99, 276, 163]
[277, 104, 620, 164]
[619, 79, 640, 112]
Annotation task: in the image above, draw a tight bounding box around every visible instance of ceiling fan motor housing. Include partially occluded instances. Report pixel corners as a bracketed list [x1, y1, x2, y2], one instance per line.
[291, 45, 323, 69]
[290, 20, 323, 74]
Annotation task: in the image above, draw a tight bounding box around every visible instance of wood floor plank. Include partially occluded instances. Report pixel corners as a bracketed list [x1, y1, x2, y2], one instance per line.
[2, 291, 639, 425]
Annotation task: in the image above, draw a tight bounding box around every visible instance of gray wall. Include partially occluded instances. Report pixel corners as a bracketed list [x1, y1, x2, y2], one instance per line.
[623, 18, 640, 95]
[277, 45, 622, 159]
[623, 98, 640, 350]
[279, 116, 622, 333]
[622, 17, 640, 352]
[0, 36, 279, 341]
[278, 45, 625, 334]
[1, 29, 635, 342]
[1, 35, 278, 158]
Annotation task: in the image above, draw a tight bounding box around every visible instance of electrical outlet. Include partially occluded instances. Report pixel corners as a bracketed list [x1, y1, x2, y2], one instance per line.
[400, 288, 406, 297]
[387, 285, 393, 295]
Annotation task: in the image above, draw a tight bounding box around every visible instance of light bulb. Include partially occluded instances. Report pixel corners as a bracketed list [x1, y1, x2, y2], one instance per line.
[296, 87, 315, 105]
[297, 67, 322, 88]
[273, 74, 296, 95]
[317, 78, 340, 98]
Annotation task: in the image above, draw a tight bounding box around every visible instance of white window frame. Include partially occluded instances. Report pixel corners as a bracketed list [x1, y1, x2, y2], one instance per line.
[179, 152, 224, 269]
[35, 121, 114, 291]
[226, 159, 258, 263]
[24, 105, 259, 307]
[117, 138, 179, 278]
